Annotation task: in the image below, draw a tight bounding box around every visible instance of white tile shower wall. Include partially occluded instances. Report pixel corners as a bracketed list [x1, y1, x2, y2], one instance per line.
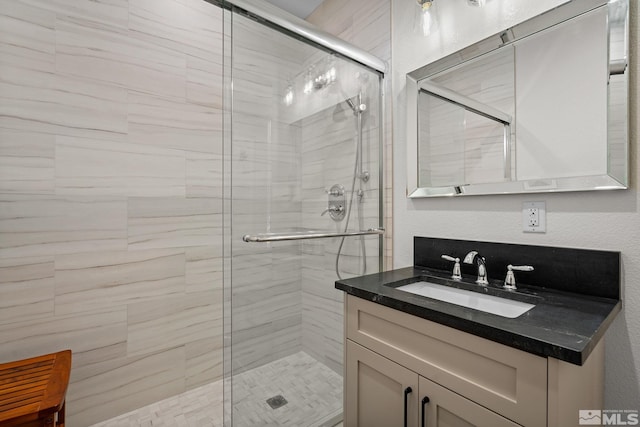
[0, 0, 223, 425]
[302, 0, 391, 374]
[228, 13, 306, 374]
[308, 0, 392, 267]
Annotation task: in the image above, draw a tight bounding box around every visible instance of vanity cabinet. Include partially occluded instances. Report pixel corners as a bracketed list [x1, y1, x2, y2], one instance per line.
[347, 340, 519, 427]
[344, 295, 605, 427]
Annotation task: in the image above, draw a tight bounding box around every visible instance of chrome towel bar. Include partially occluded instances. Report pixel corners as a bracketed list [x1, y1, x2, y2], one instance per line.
[242, 228, 385, 243]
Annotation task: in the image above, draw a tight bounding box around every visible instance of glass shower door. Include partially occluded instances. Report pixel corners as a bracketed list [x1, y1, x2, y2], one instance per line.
[224, 8, 383, 427]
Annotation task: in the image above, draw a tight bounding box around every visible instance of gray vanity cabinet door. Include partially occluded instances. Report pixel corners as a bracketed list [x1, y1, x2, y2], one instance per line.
[345, 340, 419, 427]
[419, 376, 520, 427]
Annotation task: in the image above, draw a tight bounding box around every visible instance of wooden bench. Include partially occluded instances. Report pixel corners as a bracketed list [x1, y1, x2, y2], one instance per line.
[0, 350, 71, 427]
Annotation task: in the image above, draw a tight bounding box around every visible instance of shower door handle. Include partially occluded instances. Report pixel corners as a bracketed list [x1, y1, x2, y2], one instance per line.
[242, 228, 384, 242]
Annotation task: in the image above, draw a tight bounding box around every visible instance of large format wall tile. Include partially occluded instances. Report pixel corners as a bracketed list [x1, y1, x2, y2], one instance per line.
[0, 256, 54, 326]
[0, 308, 127, 365]
[0, 196, 127, 259]
[186, 151, 223, 198]
[56, 17, 186, 99]
[303, 0, 391, 373]
[231, 315, 302, 373]
[128, 197, 221, 250]
[55, 249, 186, 315]
[0, 1, 55, 71]
[68, 347, 186, 426]
[186, 336, 223, 389]
[0, 0, 391, 424]
[187, 55, 223, 108]
[21, 0, 129, 30]
[0, 0, 224, 424]
[129, 0, 222, 62]
[126, 290, 220, 356]
[0, 65, 129, 141]
[128, 91, 222, 153]
[55, 135, 186, 197]
[302, 291, 344, 373]
[0, 130, 54, 194]
[185, 246, 222, 293]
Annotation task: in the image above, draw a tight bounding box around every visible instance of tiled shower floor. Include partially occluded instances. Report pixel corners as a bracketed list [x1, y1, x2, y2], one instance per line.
[92, 351, 342, 427]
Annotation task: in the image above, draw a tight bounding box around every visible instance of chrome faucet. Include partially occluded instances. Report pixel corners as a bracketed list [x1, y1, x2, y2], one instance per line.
[441, 254, 462, 280]
[503, 264, 534, 290]
[463, 251, 489, 285]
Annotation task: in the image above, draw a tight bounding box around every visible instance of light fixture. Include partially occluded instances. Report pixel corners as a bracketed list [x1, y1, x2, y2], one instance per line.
[303, 68, 313, 94]
[414, 0, 438, 37]
[283, 83, 294, 106]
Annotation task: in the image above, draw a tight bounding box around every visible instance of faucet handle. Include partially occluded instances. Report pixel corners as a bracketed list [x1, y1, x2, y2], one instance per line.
[503, 265, 534, 290]
[441, 255, 462, 280]
[321, 205, 344, 216]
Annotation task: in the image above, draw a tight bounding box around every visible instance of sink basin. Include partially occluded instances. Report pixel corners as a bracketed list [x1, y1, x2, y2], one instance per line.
[396, 281, 535, 318]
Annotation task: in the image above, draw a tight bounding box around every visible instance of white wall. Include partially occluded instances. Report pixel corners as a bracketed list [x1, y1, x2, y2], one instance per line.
[392, 0, 640, 410]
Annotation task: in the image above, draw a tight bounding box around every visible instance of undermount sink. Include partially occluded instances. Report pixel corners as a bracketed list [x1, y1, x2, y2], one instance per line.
[396, 281, 536, 318]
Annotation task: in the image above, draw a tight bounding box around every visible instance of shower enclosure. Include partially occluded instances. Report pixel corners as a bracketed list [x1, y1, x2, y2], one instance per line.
[220, 2, 385, 425]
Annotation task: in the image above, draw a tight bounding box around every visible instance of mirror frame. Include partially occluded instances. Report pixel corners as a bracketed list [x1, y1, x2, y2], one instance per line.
[406, 0, 629, 198]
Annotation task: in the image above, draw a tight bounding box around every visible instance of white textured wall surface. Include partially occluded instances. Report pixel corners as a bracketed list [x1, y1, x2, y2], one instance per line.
[392, 0, 640, 409]
[0, 0, 223, 425]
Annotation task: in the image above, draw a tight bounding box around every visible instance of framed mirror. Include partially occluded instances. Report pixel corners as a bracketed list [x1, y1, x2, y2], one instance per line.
[406, 0, 629, 198]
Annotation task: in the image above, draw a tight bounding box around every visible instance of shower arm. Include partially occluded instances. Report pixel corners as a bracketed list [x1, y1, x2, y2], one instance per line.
[242, 228, 384, 243]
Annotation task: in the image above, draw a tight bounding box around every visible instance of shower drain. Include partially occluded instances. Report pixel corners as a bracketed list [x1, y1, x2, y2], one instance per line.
[266, 395, 288, 410]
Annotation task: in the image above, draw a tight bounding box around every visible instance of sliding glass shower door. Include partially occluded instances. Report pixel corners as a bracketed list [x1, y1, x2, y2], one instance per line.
[222, 6, 383, 427]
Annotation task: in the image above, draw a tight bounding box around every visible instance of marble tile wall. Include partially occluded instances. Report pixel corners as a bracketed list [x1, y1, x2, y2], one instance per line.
[308, 0, 393, 271]
[1, 1, 390, 424]
[299, 97, 382, 373]
[302, 0, 391, 374]
[227, 5, 389, 379]
[0, 1, 223, 426]
[228, 14, 306, 374]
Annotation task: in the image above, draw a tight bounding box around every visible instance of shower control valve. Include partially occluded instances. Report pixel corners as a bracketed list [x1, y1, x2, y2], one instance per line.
[321, 205, 344, 216]
[324, 184, 346, 222]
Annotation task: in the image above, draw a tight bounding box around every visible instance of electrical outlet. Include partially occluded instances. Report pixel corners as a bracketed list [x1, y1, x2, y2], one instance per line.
[523, 201, 546, 233]
[527, 207, 539, 227]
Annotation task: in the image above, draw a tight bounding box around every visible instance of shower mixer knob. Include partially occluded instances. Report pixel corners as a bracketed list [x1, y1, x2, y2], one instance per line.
[325, 187, 344, 196]
[324, 184, 346, 222]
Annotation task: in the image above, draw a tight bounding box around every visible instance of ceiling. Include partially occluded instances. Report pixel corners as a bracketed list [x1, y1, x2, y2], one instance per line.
[262, 0, 325, 19]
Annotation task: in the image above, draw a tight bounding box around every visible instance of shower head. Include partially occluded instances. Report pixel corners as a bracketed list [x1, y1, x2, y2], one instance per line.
[344, 95, 366, 114]
[345, 97, 357, 113]
[333, 94, 366, 122]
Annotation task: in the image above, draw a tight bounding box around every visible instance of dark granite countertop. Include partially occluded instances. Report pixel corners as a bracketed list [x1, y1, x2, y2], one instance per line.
[336, 266, 621, 366]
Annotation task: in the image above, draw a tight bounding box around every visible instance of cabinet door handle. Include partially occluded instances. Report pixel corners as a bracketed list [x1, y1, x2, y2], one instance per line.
[404, 386, 413, 427]
[421, 396, 430, 426]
